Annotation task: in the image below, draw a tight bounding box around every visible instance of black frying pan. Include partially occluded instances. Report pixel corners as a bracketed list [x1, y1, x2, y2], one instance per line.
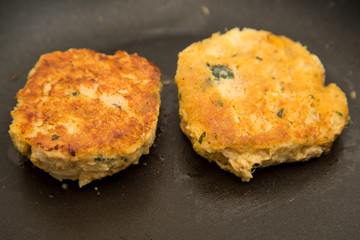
[1, 0, 359, 239]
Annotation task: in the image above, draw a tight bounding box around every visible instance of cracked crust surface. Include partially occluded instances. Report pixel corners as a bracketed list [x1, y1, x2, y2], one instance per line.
[175, 28, 349, 181]
[9, 48, 161, 186]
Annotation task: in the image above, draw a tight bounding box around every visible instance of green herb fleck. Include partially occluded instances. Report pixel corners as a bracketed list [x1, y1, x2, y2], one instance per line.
[113, 103, 121, 109]
[198, 132, 206, 144]
[277, 108, 284, 118]
[178, 93, 182, 100]
[256, 56, 263, 61]
[122, 157, 129, 163]
[51, 134, 60, 141]
[72, 92, 78, 96]
[310, 94, 315, 99]
[213, 100, 223, 107]
[336, 111, 343, 117]
[209, 65, 234, 81]
[94, 156, 105, 162]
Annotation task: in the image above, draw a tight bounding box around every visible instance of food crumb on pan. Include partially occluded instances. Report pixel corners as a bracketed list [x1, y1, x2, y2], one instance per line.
[161, 80, 171, 85]
[201, 5, 210, 16]
[61, 183, 69, 190]
[94, 187, 98, 191]
[48, 194, 54, 198]
[350, 91, 356, 99]
[10, 73, 20, 81]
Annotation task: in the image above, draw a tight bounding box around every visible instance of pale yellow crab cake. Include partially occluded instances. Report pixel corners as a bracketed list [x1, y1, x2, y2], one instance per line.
[9, 48, 161, 187]
[175, 28, 349, 181]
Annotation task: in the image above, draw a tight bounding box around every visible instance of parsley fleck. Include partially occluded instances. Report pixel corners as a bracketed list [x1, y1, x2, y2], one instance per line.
[51, 134, 60, 141]
[72, 92, 78, 96]
[216, 101, 223, 107]
[209, 65, 234, 81]
[95, 156, 105, 162]
[310, 94, 315, 99]
[277, 108, 284, 118]
[336, 111, 343, 117]
[212, 100, 223, 107]
[256, 56, 263, 61]
[113, 103, 121, 109]
[198, 132, 206, 144]
[122, 157, 129, 163]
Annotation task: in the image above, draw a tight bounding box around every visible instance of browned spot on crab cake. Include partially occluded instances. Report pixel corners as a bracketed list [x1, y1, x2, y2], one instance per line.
[9, 48, 161, 187]
[175, 28, 349, 181]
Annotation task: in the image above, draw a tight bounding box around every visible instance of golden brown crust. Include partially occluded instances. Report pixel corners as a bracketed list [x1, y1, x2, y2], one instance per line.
[176, 28, 349, 180]
[11, 49, 160, 157]
[9, 49, 161, 186]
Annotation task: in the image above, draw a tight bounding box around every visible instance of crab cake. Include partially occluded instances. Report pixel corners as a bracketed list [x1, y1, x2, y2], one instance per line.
[175, 28, 349, 181]
[9, 48, 161, 187]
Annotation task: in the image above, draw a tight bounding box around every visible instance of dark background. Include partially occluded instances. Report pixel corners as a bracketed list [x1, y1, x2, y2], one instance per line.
[1, 0, 359, 239]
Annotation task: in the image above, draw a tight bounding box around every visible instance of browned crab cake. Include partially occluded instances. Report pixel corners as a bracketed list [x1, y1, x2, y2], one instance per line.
[9, 48, 161, 187]
[175, 28, 349, 181]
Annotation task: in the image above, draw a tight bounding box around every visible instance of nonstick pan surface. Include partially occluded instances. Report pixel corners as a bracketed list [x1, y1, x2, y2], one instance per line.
[1, 0, 359, 239]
